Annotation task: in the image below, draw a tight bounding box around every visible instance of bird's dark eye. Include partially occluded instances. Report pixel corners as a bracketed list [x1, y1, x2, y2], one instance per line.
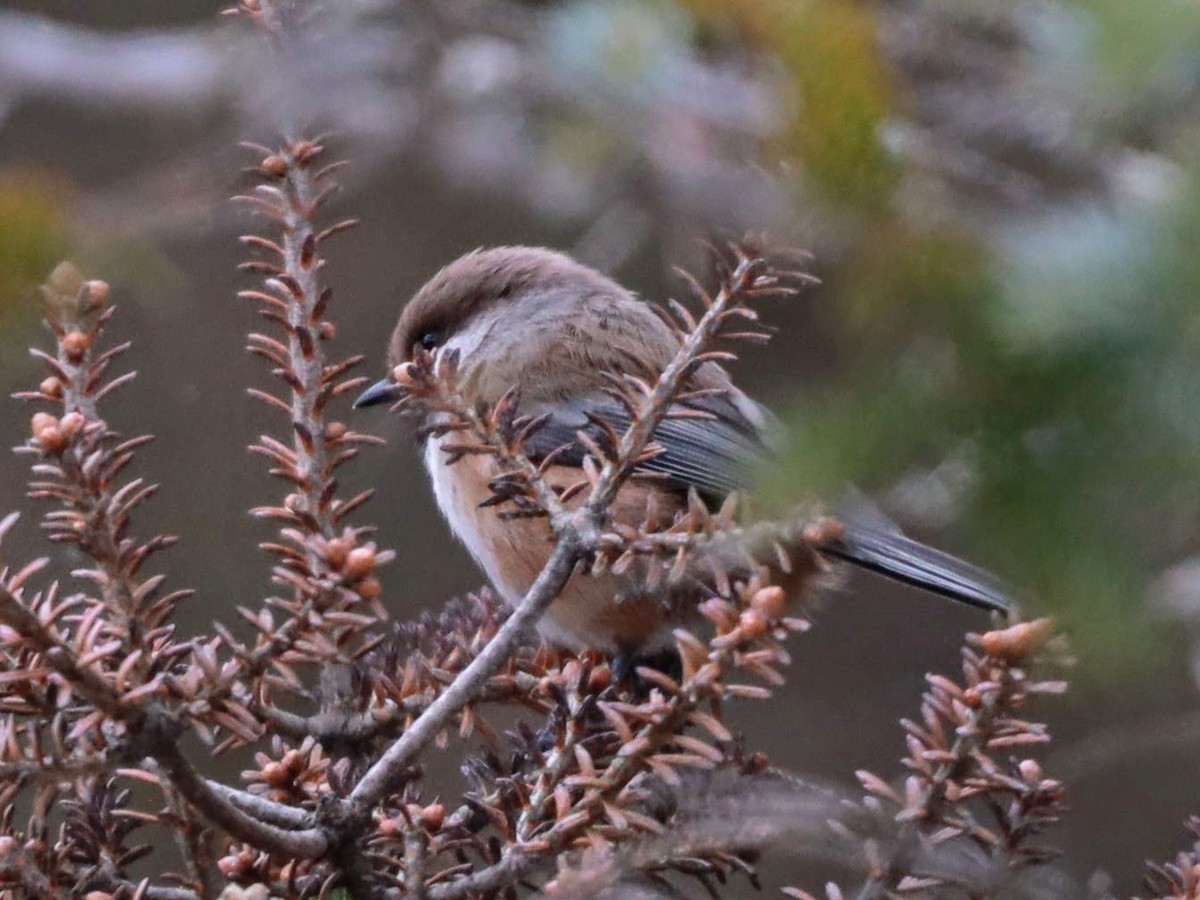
[417, 331, 439, 352]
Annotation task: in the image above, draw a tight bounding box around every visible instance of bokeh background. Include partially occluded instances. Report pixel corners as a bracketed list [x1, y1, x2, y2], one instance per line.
[2, 0, 1200, 893]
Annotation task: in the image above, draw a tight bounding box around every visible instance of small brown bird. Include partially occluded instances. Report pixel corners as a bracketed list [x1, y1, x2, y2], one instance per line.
[355, 247, 1008, 657]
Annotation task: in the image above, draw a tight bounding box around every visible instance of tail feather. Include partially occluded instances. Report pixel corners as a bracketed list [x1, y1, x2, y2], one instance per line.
[822, 524, 1012, 614]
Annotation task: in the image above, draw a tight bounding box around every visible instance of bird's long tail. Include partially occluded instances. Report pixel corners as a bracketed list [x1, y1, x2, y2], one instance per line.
[821, 523, 1012, 615]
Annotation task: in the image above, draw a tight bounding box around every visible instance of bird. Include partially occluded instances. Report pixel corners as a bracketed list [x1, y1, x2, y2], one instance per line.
[354, 246, 1010, 658]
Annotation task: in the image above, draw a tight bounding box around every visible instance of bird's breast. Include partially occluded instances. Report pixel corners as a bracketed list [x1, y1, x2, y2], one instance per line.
[421, 438, 688, 653]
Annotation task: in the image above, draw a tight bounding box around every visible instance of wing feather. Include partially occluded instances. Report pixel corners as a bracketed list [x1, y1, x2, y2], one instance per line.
[514, 394, 1011, 614]
[520, 393, 769, 499]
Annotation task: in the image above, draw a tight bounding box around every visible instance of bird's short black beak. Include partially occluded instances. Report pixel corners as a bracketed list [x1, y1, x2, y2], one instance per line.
[353, 378, 402, 409]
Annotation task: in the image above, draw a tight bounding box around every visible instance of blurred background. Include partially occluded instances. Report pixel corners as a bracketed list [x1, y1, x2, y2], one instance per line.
[1, 0, 1199, 893]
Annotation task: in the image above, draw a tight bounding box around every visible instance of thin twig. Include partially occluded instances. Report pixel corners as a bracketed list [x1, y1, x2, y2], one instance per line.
[154, 737, 329, 858]
[204, 779, 316, 830]
[349, 533, 585, 807]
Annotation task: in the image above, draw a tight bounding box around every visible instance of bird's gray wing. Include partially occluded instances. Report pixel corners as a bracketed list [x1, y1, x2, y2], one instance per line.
[516, 395, 1012, 614]
[519, 392, 770, 500]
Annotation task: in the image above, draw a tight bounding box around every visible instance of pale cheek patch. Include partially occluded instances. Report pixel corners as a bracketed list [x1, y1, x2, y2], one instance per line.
[439, 313, 496, 368]
[436, 289, 579, 400]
